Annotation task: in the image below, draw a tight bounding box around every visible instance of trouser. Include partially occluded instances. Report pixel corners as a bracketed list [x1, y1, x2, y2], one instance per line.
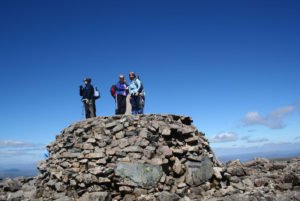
[130, 95, 144, 114]
[116, 94, 127, 115]
[83, 99, 96, 119]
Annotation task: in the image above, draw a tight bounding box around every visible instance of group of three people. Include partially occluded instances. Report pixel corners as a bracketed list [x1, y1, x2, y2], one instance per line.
[80, 72, 145, 119]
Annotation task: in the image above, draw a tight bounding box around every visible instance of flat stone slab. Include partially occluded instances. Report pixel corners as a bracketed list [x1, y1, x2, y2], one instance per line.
[115, 162, 163, 188]
[185, 157, 214, 186]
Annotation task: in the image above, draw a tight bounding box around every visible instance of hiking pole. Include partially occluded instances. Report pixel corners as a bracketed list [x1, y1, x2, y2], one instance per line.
[115, 94, 118, 115]
[81, 100, 85, 120]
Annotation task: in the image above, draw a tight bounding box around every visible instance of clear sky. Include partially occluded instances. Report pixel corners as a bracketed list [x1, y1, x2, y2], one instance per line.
[0, 0, 300, 169]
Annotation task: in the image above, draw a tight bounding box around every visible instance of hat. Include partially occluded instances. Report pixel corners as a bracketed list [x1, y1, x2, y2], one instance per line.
[83, 77, 91, 82]
[129, 72, 136, 77]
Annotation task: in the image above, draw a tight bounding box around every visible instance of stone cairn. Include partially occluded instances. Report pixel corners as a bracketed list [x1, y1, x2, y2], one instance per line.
[35, 114, 223, 200]
[1, 114, 300, 201]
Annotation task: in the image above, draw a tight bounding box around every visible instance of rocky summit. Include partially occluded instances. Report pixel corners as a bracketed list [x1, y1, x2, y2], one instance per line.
[0, 114, 300, 201]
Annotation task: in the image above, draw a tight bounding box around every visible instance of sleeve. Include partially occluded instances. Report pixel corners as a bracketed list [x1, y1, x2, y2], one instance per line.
[136, 79, 142, 93]
[125, 82, 129, 95]
[128, 83, 132, 94]
[79, 86, 83, 96]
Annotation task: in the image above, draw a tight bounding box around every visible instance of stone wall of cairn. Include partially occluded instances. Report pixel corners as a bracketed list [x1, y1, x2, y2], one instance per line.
[35, 114, 223, 200]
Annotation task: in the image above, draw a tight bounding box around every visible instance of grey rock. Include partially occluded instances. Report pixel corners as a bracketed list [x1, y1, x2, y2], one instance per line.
[119, 138, 130, 148]
[0, 195, 7, 201]
[85, 152, 105, 159]
[78, 192, 111, 201]
[60, 152, 83, 158]
[115, 131, 125, 139]
[105, 121, 116, 128]
[213, 167, 223, 180]
[160, 127, 171, 136]
[276, 183, 293, 190]
[226, 166, 245, 177]
[115, 162, 163, 188]
[119, 186, 133, 193]
[172, 157, 185, 175]
[139, 128, 150, 138]
[294, 192, 300, 201]
[2, 179, 21, 192]
[89, 167, 104, 175]
[158, 146, 173, 157]
[82, 143, 94, 150]
[185, 157, 214, 186]
[55, 182, 66, 192]
[123, 146, 143, 153]
[113, 124, 124, 133]
[242, 178, 254, 188]
[7, 190, 23, 201]
[133, 188, 148, 196]
[96, 158, 107, 165]
[254, 178, 269, 187]
[181, 127, 194, 135]
[54, 196, 73, 201]
[123, 194, 136, 201]
[156, 191, 180, 201]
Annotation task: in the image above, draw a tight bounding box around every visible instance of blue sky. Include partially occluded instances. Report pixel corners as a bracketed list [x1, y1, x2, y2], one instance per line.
[0, 0, 300, 170]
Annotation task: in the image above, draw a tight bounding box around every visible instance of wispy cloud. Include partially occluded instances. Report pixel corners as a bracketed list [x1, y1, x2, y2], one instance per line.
[0, 140, 35, 148]
[241, 136, 250, 141]
[243, 102, 300, 129]
[211, 132, 238, 143]
[0, 150, 36, 156]
[247, 138, 269, 143]
[295, 136, 300, 140]
[0, 140, 46, 158]
[241, 136, 269, 143]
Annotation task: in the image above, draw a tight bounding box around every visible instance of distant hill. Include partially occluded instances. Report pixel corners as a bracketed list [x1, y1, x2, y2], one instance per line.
[0, 168, 37, 179]
[217, 149, 300, 163]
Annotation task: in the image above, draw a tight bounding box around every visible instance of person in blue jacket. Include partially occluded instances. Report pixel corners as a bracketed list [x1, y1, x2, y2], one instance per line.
[79, 78, 96, 118]
[115, 75, 129, 115]
[128, 72, 145, 114]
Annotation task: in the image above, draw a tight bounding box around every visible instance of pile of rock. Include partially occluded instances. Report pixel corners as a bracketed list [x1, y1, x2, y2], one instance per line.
[34, 114, 222, 200]
[1, 114, 300, 201]
[204, 157, 300, 201]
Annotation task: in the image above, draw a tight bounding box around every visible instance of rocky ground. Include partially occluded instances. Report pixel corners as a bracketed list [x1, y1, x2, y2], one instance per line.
[0, 114, 299, 201]
[1, 157, 300, 201]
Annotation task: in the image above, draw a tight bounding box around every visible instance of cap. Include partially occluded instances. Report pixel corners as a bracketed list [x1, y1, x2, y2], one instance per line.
[83, 77, 92, 82]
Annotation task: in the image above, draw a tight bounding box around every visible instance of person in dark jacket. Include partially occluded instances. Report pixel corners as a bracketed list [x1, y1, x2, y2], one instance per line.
[80, 78, 96, 118]
[115, 75, 129, 115]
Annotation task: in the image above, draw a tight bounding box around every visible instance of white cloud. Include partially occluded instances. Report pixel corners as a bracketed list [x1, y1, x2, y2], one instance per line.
[211, 132, 238, 143]
[243, 103, 298, 129]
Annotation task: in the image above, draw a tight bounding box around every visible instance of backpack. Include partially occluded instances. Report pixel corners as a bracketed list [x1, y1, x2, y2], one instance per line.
[110, 84, 117, 98]
[94, 87, 101, 100]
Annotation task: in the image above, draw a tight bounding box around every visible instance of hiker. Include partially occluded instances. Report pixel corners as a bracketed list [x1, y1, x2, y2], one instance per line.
[128, 72, 145, 114]
[79, 78, 96, 118]
[115, 75, 129, 114]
